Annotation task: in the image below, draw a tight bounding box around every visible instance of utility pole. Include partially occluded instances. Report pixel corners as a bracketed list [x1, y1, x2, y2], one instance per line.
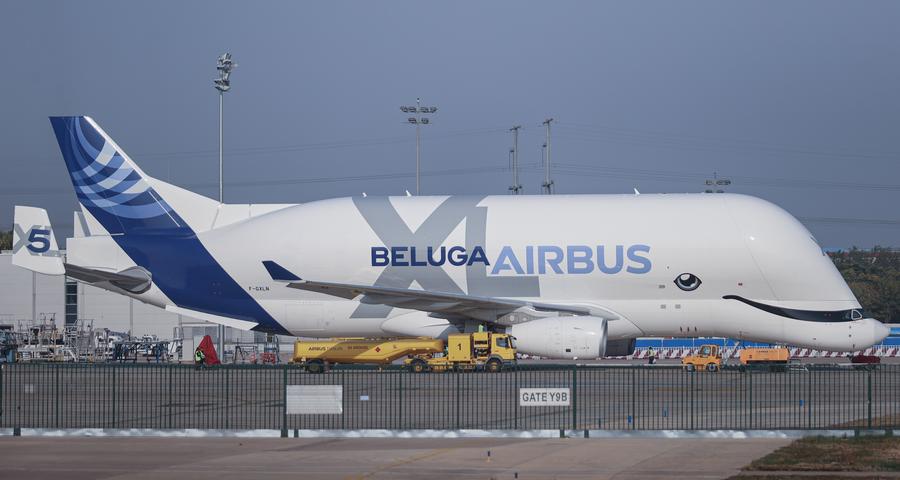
[542, 118, 554, 194]
[213, 52, 236, 358]
[400, 99, 437, 195]
[509, 125, 522, 194]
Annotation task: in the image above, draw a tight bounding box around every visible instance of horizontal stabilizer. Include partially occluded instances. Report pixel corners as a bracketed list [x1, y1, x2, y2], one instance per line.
[64, 264, 152, 294]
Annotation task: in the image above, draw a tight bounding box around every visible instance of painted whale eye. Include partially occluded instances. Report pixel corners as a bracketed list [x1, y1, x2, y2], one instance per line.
[674, 273, 702, 291]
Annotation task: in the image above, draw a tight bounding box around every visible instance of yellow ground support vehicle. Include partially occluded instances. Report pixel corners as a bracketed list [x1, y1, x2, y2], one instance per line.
[293, 337, 444, 373]
[405, 332, 516, 373]
[739, 347, 790, 366]
[682, 344, 722, 372]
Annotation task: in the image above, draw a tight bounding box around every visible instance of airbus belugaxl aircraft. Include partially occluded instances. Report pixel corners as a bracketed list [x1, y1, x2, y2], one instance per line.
[11, 116, 889, 359]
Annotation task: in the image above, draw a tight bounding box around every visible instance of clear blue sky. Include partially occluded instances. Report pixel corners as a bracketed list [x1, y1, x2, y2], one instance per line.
[2, 1, 899, 248]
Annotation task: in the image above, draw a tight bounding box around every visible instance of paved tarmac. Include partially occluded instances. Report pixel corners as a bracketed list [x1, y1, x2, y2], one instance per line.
[0, 436, 791, 480]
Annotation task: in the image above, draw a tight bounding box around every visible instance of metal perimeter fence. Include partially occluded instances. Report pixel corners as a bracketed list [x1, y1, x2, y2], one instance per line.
[1, 363, 898, 434]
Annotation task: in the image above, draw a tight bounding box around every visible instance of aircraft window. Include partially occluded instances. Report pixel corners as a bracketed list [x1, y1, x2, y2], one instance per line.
[674, 273, 702, 291]
[851, 309, 863, 320]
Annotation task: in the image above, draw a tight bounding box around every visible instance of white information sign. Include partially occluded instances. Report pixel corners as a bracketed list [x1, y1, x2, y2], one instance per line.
[286, 385, 343, 414]
[519, 388, 571, 407]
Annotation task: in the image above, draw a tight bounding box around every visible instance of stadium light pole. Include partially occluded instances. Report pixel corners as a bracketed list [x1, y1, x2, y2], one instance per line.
[213, 52, 236, 357]
[400, 98, 437, 195]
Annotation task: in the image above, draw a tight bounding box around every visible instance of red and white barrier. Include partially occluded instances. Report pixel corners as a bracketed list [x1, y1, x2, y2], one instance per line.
[627, 346, 900, 360]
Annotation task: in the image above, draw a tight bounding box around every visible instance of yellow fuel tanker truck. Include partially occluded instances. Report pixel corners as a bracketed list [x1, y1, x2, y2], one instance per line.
[292, 332, 516, 373]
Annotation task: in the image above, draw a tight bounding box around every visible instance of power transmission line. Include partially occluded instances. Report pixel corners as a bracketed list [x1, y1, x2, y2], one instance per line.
[555, 122, 900, 163]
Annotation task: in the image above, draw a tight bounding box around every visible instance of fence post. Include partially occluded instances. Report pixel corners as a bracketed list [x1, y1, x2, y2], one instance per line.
[514, 366, 519, 430]
[167, 364, 173, 430]
[398, 370, 403, 430]
[281, 365, 287, 438]
[455, 369, 460, 430]
[689, 369, 694, 430]
[572, 364, 578, 430]
[807, 370, 812, 429]
[867, 367, 873, 430]
[748, 368, 752, 429]
[54, 365, 60, 429]
[631, 367, 636, 430]
[111, 365, 117, 428]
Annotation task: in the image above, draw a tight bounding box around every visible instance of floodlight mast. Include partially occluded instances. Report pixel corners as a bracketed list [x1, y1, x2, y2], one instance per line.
[213, 52, 236, 359]
[214, 53, 236, 204]
[703, 172, 732, 193]
[400, 98, 437, 195]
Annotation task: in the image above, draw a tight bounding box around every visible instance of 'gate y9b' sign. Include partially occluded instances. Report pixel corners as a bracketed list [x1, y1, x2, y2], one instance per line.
[519, 388, 571, 407]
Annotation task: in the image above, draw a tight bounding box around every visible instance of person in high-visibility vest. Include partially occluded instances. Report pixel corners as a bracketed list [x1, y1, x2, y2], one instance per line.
[647, 346, 657, 365]
[194, 348, 205, 365]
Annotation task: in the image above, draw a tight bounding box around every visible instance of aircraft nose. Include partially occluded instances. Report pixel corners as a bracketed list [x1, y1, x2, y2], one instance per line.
[871, 319, 891, 344]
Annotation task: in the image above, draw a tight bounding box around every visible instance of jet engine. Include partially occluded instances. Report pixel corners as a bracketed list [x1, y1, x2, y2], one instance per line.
[510, 316, 607, 359]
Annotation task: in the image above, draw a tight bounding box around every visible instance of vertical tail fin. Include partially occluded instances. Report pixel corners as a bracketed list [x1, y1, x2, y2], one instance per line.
[12, 206, 65, 275]
[49, 116, 187, 235]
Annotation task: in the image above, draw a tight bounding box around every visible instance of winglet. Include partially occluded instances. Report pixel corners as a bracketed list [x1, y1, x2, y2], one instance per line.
[262, 260, 302, 281]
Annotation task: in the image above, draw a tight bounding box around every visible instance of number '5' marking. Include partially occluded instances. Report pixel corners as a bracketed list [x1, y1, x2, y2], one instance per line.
[27, 229, 51, 254]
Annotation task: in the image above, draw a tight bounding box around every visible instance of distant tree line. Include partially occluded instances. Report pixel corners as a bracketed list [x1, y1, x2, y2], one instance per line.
[0, 229, 10, 251]
[0, 228, 896, 322]
[829, 247, 900, 324]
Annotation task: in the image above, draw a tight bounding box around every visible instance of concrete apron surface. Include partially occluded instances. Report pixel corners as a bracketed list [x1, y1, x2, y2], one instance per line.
[0, 427, 892, 438]
[0, 435, 793, 480]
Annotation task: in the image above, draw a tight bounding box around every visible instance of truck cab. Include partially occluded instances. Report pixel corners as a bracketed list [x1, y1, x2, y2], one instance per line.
[410, 332, 517, 372]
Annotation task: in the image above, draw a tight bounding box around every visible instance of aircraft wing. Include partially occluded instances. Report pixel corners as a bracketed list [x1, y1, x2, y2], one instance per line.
[262, 260, 608, 323]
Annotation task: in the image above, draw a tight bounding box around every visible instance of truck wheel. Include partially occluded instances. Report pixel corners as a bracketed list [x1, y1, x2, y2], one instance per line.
[685, 364, 695, 372]
[707, 363, 718, 372]
[307, 360, 325, 374]
[485, 358, 503, 373]
[409, 358, 428, 373]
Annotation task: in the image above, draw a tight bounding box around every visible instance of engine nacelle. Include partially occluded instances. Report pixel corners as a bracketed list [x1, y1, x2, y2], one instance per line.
[606, 338, 636, 357]
[510, 316, 608, 359]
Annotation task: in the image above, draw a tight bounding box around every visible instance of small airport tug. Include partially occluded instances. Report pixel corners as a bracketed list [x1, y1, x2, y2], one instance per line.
[292, 332, 516, 373]
[683, 344, 791, 372]
[682, 344, 722, 372]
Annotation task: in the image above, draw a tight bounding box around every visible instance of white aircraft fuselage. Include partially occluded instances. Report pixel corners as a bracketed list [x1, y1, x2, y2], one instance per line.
[13, 116, 889, 359]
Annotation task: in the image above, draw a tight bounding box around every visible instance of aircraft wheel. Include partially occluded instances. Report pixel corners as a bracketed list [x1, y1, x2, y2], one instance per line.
[307, 360, 325, 374]
[409, 358, 428, 373]
[485, 358, 503, 373]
